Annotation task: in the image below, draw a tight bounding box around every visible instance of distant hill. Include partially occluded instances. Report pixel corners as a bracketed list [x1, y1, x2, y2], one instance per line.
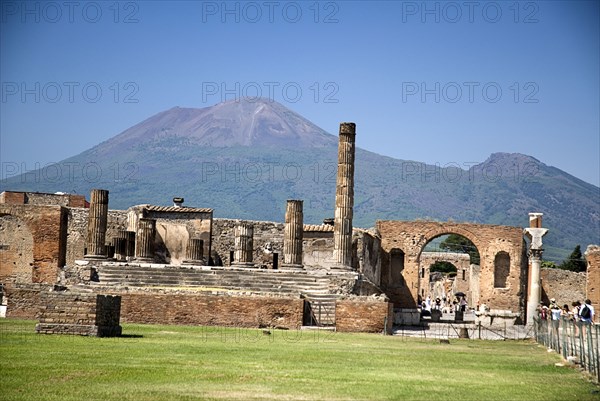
[2, 98, 598, 263]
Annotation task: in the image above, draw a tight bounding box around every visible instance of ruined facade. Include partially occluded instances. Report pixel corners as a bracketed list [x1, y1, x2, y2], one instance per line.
[0, 121, 597, 333]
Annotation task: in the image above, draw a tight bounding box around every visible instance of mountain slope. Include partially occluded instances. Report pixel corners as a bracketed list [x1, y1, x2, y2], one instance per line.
[2, 98, 598, 262]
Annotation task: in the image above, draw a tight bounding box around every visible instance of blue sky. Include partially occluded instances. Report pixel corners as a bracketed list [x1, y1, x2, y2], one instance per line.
[1, 0, 599, 186]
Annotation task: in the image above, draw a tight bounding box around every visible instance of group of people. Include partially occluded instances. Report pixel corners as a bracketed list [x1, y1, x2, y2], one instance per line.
[538, 298, 595, 324]
[421, 295, 468, 313]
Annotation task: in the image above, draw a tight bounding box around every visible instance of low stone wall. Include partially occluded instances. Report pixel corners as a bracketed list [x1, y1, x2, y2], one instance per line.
[336, 299, 393, 333]
[4, 283, 52, 319]
[35, 292, 122, 337]
[117, 293, 304, 329]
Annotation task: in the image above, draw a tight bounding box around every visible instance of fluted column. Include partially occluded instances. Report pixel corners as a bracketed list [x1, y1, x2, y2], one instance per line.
[183, 238, 205, 265]
[85, 189, 109, 259]
[333, 122, 356, 270]
[232, 223, 254, 267]
[524, 212, 548, 325]
[283, 200, 303, 270]
[134, 218, 156, 262]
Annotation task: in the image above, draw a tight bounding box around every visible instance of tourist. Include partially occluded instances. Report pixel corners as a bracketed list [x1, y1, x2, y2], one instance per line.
[538, 305, 548, 320]
[459, 296, 467, 312]
[434, 297, 441, 310]
[579, 299, 595, 324]
[561, 304, 570, 319]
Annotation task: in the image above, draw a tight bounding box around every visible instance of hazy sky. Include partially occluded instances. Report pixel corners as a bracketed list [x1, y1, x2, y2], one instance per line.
[1, 1, 599, 186]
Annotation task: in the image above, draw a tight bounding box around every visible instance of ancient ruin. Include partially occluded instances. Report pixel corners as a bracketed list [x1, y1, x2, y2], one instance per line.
[0, 121, 598, 335]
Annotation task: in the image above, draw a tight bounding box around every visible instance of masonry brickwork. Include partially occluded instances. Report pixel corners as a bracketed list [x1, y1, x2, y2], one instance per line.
[0, 204, 68, 284]
[35, 291, 122, 336]
[377, 220, 527, 314]
[585, 245, 600, 311]
[114, 292, 304, 329]
[0, 191, 87, 208]
[335, 299, 393, 333]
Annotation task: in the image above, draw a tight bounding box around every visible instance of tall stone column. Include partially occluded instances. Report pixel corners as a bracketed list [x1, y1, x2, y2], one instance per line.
[85, 189, 109, 259]
[524, 212, 548, 325]
[333, 122, 356, 270]
[184, 238, 205, 265]
[232, 223, 254, 267]
[283, 200, 303, 270]
[134, 218, 156, 262]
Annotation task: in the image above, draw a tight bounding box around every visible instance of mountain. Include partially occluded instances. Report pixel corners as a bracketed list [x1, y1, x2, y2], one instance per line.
[2, 98, 599, 262]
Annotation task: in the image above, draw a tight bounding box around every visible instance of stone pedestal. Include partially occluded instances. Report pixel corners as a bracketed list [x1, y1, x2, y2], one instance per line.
[113, 237, 127, 262]
[134, 218, 156, 262]
[232, 224, 254, 267]
[183, 238, 205, 265]
[333, 123, 356, 270]
[85, 189, 109, 259]
[282, 200, 303, 270]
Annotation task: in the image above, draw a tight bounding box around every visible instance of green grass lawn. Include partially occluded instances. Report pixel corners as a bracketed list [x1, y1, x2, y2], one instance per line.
[1, 319, 598, 401]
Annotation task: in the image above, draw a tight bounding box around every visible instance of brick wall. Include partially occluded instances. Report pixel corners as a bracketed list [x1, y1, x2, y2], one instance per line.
[335, 300, 393, 333]
[117, 293, 304, 329]
[0, 191, 25, 204]
[0, 204, 67, 284]
[4, 283, 52, 319]
[376, 220, 526, 314]
[35, 292, 122, 336]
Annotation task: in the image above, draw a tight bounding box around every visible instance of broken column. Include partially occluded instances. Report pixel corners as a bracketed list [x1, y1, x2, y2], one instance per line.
[183, 238, 205, 265]
[85, 189, 109, 259]
[333, 122, 356, 270]
[134, 218, 156, 262]
[232, 223, 254, 267]
[282, 199, 303, 270]
[112, 231, 127, 262]
[524, 212, 548, 325]
[125, 231, 136, 261]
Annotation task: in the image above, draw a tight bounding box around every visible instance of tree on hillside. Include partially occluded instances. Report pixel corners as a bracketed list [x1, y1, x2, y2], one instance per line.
[558, 245, 587, 272]
[430, 261, 457, 274]
[440, 234, 481, 265]
[541, 261, 558, 269]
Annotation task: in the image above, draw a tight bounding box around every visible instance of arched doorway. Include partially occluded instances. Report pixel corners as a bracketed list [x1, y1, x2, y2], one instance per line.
[419, 234, 481, 312]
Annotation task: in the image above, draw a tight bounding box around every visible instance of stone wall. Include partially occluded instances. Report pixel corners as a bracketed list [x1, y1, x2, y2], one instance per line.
[35, 291, 122, 336]
[335, 299, 393, 333]
[3, 283, 52, 319]
[65, 208, 128, 266]
[117, 292, 304, 329]
[0, 191, 87, 208]
[377, 220, 527, 315]
[586, 245, 600, 311]
[540, 268, 586, 307]
[0, 204, 68, 284]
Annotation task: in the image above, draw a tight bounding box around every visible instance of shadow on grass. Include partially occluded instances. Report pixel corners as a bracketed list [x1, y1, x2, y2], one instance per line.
[119, 334, 143, 338]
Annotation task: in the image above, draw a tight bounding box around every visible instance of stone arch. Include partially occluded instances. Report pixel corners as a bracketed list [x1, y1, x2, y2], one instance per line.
[377, 220, 526, 312]
[0, 214, 34, 283]
[494, 251, 510, 288]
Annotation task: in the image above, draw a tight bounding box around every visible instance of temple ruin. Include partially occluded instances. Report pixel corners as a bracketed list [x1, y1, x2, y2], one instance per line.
[0, 122, 598, 335]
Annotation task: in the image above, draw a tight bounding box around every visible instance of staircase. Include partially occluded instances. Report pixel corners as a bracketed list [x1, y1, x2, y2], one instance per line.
[93, 264, 331, 296]
[302, 292, 337, 327]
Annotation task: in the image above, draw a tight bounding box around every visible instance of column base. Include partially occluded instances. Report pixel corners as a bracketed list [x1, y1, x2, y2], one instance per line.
[84, 254, 107, 260]
[282, 263, 303, 270]
[330, 264, 352, 271]
[231, 262, 255, 268]
[182, 259, 205, 266]
[133, 257, 154, 263]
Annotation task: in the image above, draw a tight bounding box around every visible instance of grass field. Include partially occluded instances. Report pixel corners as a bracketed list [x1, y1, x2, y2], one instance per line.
[1, 319, 598, 401]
